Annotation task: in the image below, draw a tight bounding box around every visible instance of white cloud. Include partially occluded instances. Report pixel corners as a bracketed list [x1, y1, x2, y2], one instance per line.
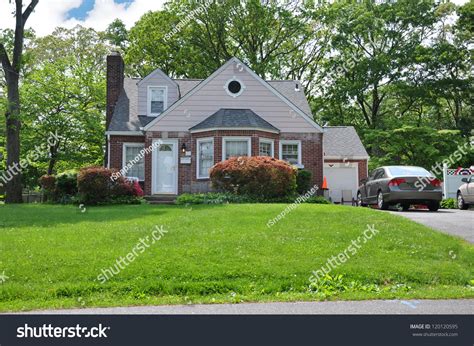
[0, 0, 166, 36]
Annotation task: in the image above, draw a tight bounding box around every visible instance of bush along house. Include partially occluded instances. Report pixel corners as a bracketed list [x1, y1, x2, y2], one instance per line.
[105, 52, 369, 201]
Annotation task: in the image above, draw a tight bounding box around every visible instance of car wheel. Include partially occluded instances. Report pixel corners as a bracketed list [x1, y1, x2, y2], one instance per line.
[428, 201, 440, 212]
[457, 193, 468, 210]
[377, 191, 389, 210]
[357, 192, 366, 207]
[401, 203, 410, 211]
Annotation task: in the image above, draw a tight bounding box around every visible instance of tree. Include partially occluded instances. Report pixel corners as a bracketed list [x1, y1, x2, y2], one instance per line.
[0, 0, 39, 203]
[105, 19, 129, 51]
[20, 26, 108, 182]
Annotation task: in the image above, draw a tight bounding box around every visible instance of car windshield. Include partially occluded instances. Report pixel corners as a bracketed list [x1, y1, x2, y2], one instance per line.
[387, 166, 432, 177]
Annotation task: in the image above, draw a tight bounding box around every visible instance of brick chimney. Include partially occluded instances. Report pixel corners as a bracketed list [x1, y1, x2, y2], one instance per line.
[106, 51, 124, 130]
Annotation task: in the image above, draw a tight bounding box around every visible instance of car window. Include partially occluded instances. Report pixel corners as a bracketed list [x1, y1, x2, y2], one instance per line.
[387, 166, 431, 177]
[374, 169, 385, 180]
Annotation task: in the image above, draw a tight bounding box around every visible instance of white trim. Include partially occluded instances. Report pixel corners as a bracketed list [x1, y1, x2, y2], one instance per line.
[222, 136, 251, 161]
[190, 127, 279, 134]
[259, 138, 274, 157]
[122, 143, 145, 181]
[324, 155, 369, 160]
[147, 85, 168, 117]
[151, 139, 178, 195]
[224, 76, 246, 98]
[196, 137, 214, 180]
[137, 68, 178, 87]
[106, 134, 110, 169]
[143, 57, 323, 132]
[106, 131, 143, 136]
[279, 140, 302, 166]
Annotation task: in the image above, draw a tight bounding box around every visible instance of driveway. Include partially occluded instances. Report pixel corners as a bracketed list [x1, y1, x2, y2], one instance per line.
[387, 209, 473, 243]
[14, 299, 474, 315]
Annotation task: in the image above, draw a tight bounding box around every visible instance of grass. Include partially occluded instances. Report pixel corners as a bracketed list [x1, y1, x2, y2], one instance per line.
[0, 203, 473, 312]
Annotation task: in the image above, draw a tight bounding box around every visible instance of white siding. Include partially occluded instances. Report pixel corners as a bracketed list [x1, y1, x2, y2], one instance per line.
[147, 62, 319, 133]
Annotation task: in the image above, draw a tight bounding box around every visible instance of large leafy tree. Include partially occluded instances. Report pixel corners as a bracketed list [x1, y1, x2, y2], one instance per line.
[20, 27, 108, 185]
[0, 0, 38, 203]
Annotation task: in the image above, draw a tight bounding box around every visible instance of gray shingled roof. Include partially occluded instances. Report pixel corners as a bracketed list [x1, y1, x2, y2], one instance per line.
[189, 108, 279, 132]
[323, 126, 369, 159]
[108, 77, 312, 132]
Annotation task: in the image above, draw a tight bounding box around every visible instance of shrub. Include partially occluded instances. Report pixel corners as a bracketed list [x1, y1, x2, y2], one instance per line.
[440, 198, 457, 209]
[77, 167, 142, 205]
[305, 196, 331, 204]
[176, 192, 246, 205]
[296, 169, 312, 194]
[39, 175, 56, 201]
[210, 156, 297, 198]
[56, 171, 78, 197]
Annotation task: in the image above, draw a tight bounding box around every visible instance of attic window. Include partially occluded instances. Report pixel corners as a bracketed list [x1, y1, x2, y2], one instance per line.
[224, 77, 245, 98]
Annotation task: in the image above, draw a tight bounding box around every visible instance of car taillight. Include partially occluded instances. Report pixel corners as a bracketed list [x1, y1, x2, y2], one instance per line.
[388, 178, 406, 187]
[430, 178, 442, 187]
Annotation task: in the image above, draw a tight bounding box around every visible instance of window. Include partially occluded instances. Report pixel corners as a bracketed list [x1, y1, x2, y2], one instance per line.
[279, 140, 302, 167]
[387, 166, 432, 177]
[222, 137, 251, 160]
[197, 138, 214, 179]
[259, 139, 274, 157]
[148, 86, 167, 116]
[224, 77, 245, 98]
[123, 143, 145, 181]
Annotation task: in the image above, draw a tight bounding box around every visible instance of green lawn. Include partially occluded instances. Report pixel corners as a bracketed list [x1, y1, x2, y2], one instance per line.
[0, 203, 472, 312]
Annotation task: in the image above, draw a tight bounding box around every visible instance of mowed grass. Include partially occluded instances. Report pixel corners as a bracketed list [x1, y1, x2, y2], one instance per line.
[0, 203, 473, 312]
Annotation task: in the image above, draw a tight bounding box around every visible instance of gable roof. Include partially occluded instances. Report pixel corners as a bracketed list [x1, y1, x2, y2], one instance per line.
[189, 108, 280, 133]
[142, 57, 323, 132]
[323, 126, 369, 159]
[137, 67, 178, 88]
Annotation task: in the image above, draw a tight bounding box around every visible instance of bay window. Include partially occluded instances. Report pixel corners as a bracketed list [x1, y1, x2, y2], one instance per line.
[222, 137, 251, 160]
[259, 139, 274, 157]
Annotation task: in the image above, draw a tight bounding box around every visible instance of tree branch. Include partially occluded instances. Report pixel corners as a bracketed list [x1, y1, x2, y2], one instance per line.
[22, 0, 39, 22]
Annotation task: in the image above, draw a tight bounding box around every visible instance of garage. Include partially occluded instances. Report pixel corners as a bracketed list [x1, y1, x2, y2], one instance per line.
[323, 163, 359, 203]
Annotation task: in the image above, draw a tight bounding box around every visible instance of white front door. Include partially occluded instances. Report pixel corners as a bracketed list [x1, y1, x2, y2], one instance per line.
[153, 140, 178, 194]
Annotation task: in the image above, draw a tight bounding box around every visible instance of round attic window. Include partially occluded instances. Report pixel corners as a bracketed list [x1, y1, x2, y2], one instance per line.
[224, 77, 245, 98]
[228, 80, 241, 94]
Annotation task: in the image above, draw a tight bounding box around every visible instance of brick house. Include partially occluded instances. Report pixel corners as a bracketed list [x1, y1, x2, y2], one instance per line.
[105, 53, 369, 201]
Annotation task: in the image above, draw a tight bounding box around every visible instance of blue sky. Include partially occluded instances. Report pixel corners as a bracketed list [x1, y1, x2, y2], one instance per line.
[68, 0, 133, 20]
[0, 0, 166, 36]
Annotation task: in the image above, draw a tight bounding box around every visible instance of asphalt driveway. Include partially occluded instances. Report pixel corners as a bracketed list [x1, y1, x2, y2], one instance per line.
[387, 209, 473, 243]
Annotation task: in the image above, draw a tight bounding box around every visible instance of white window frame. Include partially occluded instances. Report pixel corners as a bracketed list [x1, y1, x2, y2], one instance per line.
[196, 137, 214, 179]
[279, 140, 303, 168]
[259, 138, 274, 157]
[222, 136, 251, 161]
[147, 86, 168, 117]
[122, 143, 145, 181]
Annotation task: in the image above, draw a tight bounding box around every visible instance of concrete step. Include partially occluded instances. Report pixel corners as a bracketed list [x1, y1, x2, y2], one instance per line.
[144, 195, 177, 204]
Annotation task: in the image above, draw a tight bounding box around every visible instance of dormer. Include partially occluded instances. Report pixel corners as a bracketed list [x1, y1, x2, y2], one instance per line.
[137, 68, 179, 117]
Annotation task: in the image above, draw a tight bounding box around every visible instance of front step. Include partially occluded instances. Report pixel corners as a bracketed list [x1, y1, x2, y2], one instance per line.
[145, 195, 177, 204]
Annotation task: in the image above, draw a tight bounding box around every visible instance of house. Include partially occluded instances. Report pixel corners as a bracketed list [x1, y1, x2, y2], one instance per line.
[105, 52, 369, 201]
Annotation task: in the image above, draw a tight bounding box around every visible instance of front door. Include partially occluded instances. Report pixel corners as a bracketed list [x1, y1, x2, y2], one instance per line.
[153, 140, 178, 194]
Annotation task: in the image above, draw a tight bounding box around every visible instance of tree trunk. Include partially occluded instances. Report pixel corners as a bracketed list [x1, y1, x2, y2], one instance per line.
[4, 74, 22, 203]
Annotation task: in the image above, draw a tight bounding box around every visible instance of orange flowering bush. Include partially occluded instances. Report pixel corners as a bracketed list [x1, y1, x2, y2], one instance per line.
[210, 156, 297, 198]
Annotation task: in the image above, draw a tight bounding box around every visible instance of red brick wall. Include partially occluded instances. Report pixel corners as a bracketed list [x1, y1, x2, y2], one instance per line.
[109, 131, 326, 195]
[106, 54, 124, 130]
[141, 130, 323, 195]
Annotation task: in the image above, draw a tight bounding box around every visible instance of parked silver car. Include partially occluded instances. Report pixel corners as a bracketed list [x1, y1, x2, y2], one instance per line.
[357, 166, 442, 211]
[457, 176, 474, 209]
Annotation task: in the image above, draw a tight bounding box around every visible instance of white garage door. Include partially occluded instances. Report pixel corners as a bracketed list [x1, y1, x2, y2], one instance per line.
[324, 164, 359, 203]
